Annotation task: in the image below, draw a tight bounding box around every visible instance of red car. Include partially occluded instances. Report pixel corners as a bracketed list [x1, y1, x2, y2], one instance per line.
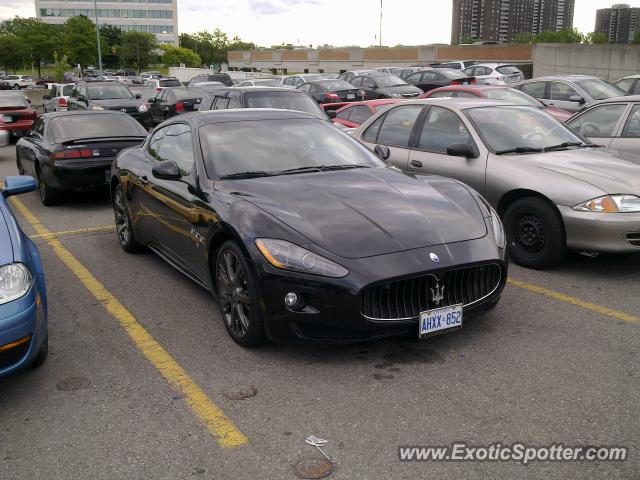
[331, 99, 402, 128]
[0, 93, 37, 138]
[420, 85, 573, 122]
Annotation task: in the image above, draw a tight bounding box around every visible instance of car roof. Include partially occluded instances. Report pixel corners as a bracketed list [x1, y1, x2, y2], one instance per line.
[178, 108, 322, 127]
[430, 85, 510, 92]
[389, 98, 526, 110]
[222, 86, 305, 93]
[589, 95, 640, 106]
[617, 75, 640, 80]
[523, 75, 600, 82]
[40, 110, 132, 119]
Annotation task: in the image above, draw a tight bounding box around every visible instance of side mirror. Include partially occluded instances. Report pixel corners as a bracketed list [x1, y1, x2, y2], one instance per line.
[569, 94, 585, 104]
[2, 175, 37, 198]
[326, 110, 337, 119]
[447, 144, 475, 158]
[135, 93, 142, 99]
[374, 144, 391, 161]
[152, 161, 181, 181]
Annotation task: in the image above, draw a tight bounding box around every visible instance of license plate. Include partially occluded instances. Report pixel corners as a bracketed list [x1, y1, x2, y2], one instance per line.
[347, 93, 355, 99]
[419, 304, 463, 338]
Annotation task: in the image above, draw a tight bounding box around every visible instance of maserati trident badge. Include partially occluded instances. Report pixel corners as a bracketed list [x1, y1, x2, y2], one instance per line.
[431, 281, 445, 307]
[429, 252, 440, 263]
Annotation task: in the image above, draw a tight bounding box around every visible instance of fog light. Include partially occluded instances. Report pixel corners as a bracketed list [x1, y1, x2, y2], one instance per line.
[284, 291, 305, 310]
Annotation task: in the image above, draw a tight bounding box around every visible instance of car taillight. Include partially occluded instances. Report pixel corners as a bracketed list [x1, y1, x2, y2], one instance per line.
[470, 78, 477, 84]
[325, 93, 339, 100]
[451, 80, 461, 85]
[176, 101, 185, 113]
[58, 97, 67, 107]
[50, 148, 94, 160]
[155, 87, 162, 93]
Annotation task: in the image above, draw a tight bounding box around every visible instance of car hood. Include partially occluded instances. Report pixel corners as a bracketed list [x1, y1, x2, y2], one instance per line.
[223, 168, 487, 259]
[524, 147, 640, 194]
[0, 206, 14, 265]
[91, 98, 141, 108]
[380, 85, 422, 95]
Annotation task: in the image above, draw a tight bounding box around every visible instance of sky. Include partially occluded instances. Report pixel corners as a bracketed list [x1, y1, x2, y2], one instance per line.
[1, 0, 637, 47]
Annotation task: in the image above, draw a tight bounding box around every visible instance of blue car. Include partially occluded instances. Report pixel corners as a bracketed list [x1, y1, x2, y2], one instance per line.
[0, 176, 48, 377]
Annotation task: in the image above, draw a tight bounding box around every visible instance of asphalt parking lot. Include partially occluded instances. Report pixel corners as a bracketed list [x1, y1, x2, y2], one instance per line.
[0, 142, 637, 479]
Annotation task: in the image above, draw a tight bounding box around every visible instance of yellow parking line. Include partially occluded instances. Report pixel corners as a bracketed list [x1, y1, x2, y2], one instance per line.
[30, 225, 115, 240]
[508, 278, 639, 324]
[10, 197, 248, 449]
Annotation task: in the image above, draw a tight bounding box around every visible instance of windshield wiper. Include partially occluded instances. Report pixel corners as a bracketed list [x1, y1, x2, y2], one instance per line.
[319, 164, 370, 171]
[219, 171, 272, 179]
[543, 142, 583, 152]
[274, 165, 369, 176]
[495, 147, 544, 155]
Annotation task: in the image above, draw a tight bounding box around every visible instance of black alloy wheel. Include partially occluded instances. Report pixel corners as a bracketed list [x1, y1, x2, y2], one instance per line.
[113, 184, 142, 253]
[215, 241, 265, 347]
[504, 197, 566, 270]
[36, 168, 61, 206]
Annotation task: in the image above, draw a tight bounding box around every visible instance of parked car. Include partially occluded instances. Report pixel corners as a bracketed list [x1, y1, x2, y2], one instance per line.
[191, 81, 226, 91]
[115, 76, 133, 86]
[350, 73, 422, 99]
[332, 99, 401, 128]
[461, 64, 523, 86]
[297, 79, 365, 105]
[129, 86, 159, 103]
[374, 67, 403, 75]
[612, 74, 640, 95]
[0, 93, 38, 138]
[16, 111, 148, 206]
[235, 78, 283, 87]
[148, 86, 205, 126]
[282, 74, 328, 87]
[353, 98, 640, 268]
[433, 61, 478, 71]
[43, 83, 75, 113]
[141, 71, 162, 84]
[337, 70, 375, 83]
[0, 175, 49, 377]
[146, 77, 182, 92]
[397, 67, 425, 80]
[515, 75, 626, 113]
[404, 68, 476, 93]
[0, 75, 35, 90]
[36, 75, 55, 86]
[421, 85, 573, 121]
[188, 73, 234, 87]
[67, 81, 152, 129]
[198, 86, 331, 120]
[565, 96, 640, 155]
[110, 108, 507, 346]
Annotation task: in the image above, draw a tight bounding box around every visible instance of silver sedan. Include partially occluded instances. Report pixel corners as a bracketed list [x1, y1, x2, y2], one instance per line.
[352, 98, 640, 269]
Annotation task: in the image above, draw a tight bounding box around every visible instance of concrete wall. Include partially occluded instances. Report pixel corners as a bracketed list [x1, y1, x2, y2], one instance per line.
[533, 44, 640, 81]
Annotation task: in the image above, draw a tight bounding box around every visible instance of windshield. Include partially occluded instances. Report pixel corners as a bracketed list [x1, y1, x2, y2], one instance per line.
[244, 91, 326, 117]
[199, 118, 382, 177]
[88, 84, 133, 100]
[465, 106, 583, 153]
[174, 87, 205, 100]
[496, 66, 521, 75]
[373, 75, 407, 87]
[62, 85, 75, 96]
[0, 96, 28, 108]
[439, 69, 468, 79]
[575, 79, 625, 100]
[160, 79, 182, 87]
[51, 114, 148, 141]
[482, 88, 544, 107]
[316, 80, 355, 91]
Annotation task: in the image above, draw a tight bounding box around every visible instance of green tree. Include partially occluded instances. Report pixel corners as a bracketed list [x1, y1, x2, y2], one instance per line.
[584, 32, 608, 44]
[0, 17, 60, 78]
[632, 32, 640, 44]
[159, 44, 200, 67]
[120, 31, 156, 72]
[63, 16, 100, 72]
[100, 24, 122, 68]
[534, 28, 583, 44]
[52, 51, 68, 82]
[513, 32, 534, 44]
[0, 34, 23, 73]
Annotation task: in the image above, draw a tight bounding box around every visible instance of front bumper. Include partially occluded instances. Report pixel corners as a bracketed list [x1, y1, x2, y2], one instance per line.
[0, 281, 46, 378]
[559, 206, 640, 252]
[254, 236, 507, 342]
[46, 158, 114, 191]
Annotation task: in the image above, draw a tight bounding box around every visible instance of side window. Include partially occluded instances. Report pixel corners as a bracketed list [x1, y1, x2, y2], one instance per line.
[156, 124, 194, 176]
[293, 77, 303, 86]
[614, 78, 634, 94]
[298, 83, 311, 92]
[421, 71, 437, 81]
[520, 81, 547, 99]
[32, 118, 45, 137]
[362, 113, 386, 142]
[148, 126, 168, 159]
[633, 82, 640, 95]
[159, 90, 168, 102]
[351, 77, 362, 87]
[567, 104, 626, 137]
[283, 77, 293, 86]
[364, 78, 376, 89]
[550, 82, 579, 101]
[336, 107, 352, 120]
[227, 92, 242, 108]
[418, 106, 474, 154]
[406, 73, 421, 83]
[213, 96, 230, 110]
[154, 91, 163, 102]
[375, 105, 423, 147]
[621, 105, 640, 138]
[349, 106, 373, 124]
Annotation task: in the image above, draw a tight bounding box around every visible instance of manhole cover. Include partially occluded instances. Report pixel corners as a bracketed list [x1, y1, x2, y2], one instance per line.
[56, 377, 91, 391]
[222, 385, 257, 400]
[293, 458, 333, 479]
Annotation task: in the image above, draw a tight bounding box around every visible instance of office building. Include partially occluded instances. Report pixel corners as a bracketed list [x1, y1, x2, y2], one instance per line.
[595, 4, 640, 44]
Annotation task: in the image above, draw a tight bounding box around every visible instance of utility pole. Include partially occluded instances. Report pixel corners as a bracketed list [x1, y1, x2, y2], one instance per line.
[379, 0, 383, 47]
[93, 0, 103, 73]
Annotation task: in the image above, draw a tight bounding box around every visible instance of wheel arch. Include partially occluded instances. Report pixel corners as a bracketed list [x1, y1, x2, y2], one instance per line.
[497, 189, 561, 220]
[207, 224, 253, 290]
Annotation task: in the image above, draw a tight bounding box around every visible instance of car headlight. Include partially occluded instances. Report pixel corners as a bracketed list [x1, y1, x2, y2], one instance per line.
[90, 105, 105, 110]
[255, 238, 348, 278]
[0, 263, 33, 305]
[487, 207, 506, 249]
[572, 195, 640, 213]
[138, 104, 148, 113]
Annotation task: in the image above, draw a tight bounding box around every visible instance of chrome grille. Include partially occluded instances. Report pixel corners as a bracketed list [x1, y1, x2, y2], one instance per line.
[361, 263, 502, 321]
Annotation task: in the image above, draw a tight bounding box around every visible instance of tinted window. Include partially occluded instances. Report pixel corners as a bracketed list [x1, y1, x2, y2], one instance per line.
[375, 105, 422, 147]
[520, 82, 547, 99]
[51, 114, 147, 141]
[244, 91, 325, 117]
[496, 66, 521, 75]
[62, 85, 74, 96]
[550, 82, 579, 101]
[87, 84, 133, 100]
[406, 73, 421, 83]
[200, 119, 381, 177]
[336, 107, 352, 120]
[156, 124, 194, 175]
[350, 77, 362, 87]
[32, 118, 44, 136]
[574, 79, 626, 100]
[148, 126, 167, 158]
[418, 106, 473, 153]
[159, 79, 182, 87]
[439, 69, 467, 79]
[348, 106, 373, 124]
[420, 71, 438, 81]
[622, 104, 640, 137]
[567, 104, 626, 137]
[373, 75, 406, 87]
[362, 113, 385, 142]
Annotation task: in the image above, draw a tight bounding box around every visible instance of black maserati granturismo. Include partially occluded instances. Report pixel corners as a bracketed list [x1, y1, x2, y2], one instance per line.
[110, 109, 507, 346]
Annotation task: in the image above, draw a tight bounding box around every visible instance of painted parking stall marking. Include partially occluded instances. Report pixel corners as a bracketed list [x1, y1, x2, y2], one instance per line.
[10, 196, 248, 449]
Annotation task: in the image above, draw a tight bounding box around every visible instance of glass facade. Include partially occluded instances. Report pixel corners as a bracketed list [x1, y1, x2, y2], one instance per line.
[40, 8, 172, 19]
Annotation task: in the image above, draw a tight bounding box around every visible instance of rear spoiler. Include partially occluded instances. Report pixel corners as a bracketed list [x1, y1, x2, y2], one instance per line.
[60, 135, 147, 145]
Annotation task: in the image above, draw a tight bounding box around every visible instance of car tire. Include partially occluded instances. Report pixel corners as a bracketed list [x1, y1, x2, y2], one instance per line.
[36, 168, 62, 206]
[13, 84, 20, 90]
[215, 240, 266, 347]
[30, 335, 48, 368]
[113, 184, 143, 253]
[504, 197, 566, 269]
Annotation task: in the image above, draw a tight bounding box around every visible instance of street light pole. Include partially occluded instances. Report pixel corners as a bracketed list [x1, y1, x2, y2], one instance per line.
[93, 0, 103, 73]
[379, 0, 383, 47]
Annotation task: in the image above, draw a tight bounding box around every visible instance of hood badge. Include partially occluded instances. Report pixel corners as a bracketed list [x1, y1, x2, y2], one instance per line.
[429, 252, 440, 263]
[430, 281, 445, 307]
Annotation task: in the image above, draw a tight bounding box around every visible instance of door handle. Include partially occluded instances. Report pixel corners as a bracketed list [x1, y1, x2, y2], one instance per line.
[140, 175, 149, 185]
[410, 160, 423, 168]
